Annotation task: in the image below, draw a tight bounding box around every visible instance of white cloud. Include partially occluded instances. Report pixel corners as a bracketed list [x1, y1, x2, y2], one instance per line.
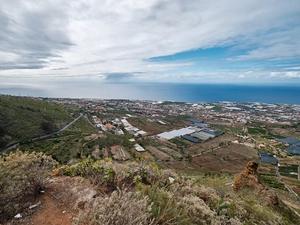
[0, 0, 299, 85]
[270, 71, 300, 78]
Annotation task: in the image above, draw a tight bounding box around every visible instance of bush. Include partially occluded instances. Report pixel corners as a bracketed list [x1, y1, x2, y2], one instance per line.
[67, 159, 299, 225]
[64, 159, 162, 192]
[0, 149, 57, 222]
[137, 184, 188, 225]
[73, 187, 153, 225]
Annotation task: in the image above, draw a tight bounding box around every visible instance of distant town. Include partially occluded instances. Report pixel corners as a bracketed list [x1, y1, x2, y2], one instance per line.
[1, 95, 300, 209]
[47, 98, 300, 126]
[41, 97, 300, 157]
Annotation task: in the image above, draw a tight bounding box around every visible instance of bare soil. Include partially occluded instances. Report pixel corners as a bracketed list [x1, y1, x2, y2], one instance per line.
[137, 151, 155, 160]
[186, 133, 236, 155]
[147, 146, 174, 161]
[110, 145, 130, 160]
[157, 146, 182, 159]
[279, 156, 300, 165]
[191, 144, 259, 174]
[6, 176, 97, 225]
[84, 133, 106, 141]
[269, 127, 300, 139]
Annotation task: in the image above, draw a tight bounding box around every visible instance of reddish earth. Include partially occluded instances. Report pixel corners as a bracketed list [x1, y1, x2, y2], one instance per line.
[110, 145, 130, 160]
[30, 191, 75, 225]
[6, 176, 97, 225]
[84, 133, 106, 141]
[191, 144, 259, 174]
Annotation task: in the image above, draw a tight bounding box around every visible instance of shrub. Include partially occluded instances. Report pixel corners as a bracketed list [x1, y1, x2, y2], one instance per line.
[137, 183, 187, 225]
[0, 149, 57, 222]
[177, 195, 216, 225]
[64, 159, 163, 192]
[73, 187, 153, 225]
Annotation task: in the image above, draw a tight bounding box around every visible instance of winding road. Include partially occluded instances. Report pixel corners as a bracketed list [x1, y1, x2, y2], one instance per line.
[0, 113, 83, 154]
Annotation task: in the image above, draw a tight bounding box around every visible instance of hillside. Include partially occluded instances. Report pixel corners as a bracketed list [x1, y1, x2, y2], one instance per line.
[0, 95, 78, 148]
[1, 150, 300, 225]
[1, 97, 300, 224]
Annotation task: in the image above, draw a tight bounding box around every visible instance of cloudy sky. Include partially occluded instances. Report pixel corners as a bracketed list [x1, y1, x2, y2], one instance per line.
[1, 0, 300, 97]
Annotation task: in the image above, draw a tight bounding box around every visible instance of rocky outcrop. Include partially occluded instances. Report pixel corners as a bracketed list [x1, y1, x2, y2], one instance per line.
[233, 161, 264, 192]
[233, 161, 279, 206]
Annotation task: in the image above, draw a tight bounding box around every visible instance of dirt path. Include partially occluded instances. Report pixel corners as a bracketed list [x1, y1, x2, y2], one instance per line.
[8, 176, 98, 225]
[31, 190, 76, 225]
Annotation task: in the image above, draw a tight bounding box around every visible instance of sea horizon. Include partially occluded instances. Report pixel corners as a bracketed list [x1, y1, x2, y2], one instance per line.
[1, 83, 300, 105]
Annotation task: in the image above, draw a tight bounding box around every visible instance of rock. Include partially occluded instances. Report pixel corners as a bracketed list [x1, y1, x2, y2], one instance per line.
[234, 161, 280, 207]
[168, 177, 175, 184]
[14, 213, 22, 219]
[233, 161, 264, 192]
[29, 201, 42, 209]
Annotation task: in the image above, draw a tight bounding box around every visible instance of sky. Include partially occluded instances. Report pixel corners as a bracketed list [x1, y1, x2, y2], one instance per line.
[1, 0, 300, 98]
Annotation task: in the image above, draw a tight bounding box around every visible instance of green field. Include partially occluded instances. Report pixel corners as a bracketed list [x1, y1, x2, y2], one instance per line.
[279, 164, 299, 179]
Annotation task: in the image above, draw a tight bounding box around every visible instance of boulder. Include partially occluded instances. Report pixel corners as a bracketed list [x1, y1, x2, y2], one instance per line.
[233, 161, 264, 192]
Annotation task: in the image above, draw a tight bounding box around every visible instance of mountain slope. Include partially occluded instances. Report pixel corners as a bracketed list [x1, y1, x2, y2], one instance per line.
[0, 95, 77, 148]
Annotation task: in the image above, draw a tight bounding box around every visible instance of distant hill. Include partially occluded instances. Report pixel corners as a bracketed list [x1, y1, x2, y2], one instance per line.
[0, 95, 77, 148]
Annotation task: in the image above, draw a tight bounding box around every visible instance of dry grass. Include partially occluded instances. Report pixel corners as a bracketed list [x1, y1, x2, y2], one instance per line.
[191, 144, 259, 174]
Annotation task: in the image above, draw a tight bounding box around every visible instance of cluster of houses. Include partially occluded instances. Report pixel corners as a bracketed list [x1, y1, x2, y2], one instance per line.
[92, 116, 124, 135]
[91, 116, 147, 152]
[47, 98, 300, 127]
[120, 118, 147, 137]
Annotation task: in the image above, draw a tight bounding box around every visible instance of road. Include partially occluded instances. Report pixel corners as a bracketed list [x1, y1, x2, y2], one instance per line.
[59, 113, 83, 132]
[284, 184, 300, 202]
[83, 114, 95, 128]
[0, 113, 83, 154]
[275, 164, 281, 183]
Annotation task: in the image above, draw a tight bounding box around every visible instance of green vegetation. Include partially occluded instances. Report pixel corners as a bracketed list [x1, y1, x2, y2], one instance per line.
[0, 150, 57, 222]
[248, 127, 267, 135]
[261, 133, 285, 139]
[20, 117, 96, 164]
[169, 137, 190, 149]
[73, 187, 152, 225]
[260, 174, 285, 189]
[279, 164, 299, 179]
[175, 114, 191, 120]
[68, 158, 299, 225]
[0, 95, 78, 148]
[1, 148, 300, 224]
[1, 96, 300, 224]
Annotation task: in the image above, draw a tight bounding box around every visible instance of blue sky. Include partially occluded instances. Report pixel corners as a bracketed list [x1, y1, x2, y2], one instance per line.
[0, 0, 300, 97]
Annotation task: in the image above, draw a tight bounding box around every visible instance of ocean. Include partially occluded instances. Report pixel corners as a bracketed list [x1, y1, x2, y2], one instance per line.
[98, 83, 300, 105]
[1, 82, 300, 105]
[142, 83, 300, 104]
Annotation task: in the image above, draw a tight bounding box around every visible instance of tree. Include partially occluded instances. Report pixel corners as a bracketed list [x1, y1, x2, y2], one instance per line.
[40, 121, 56, 134]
